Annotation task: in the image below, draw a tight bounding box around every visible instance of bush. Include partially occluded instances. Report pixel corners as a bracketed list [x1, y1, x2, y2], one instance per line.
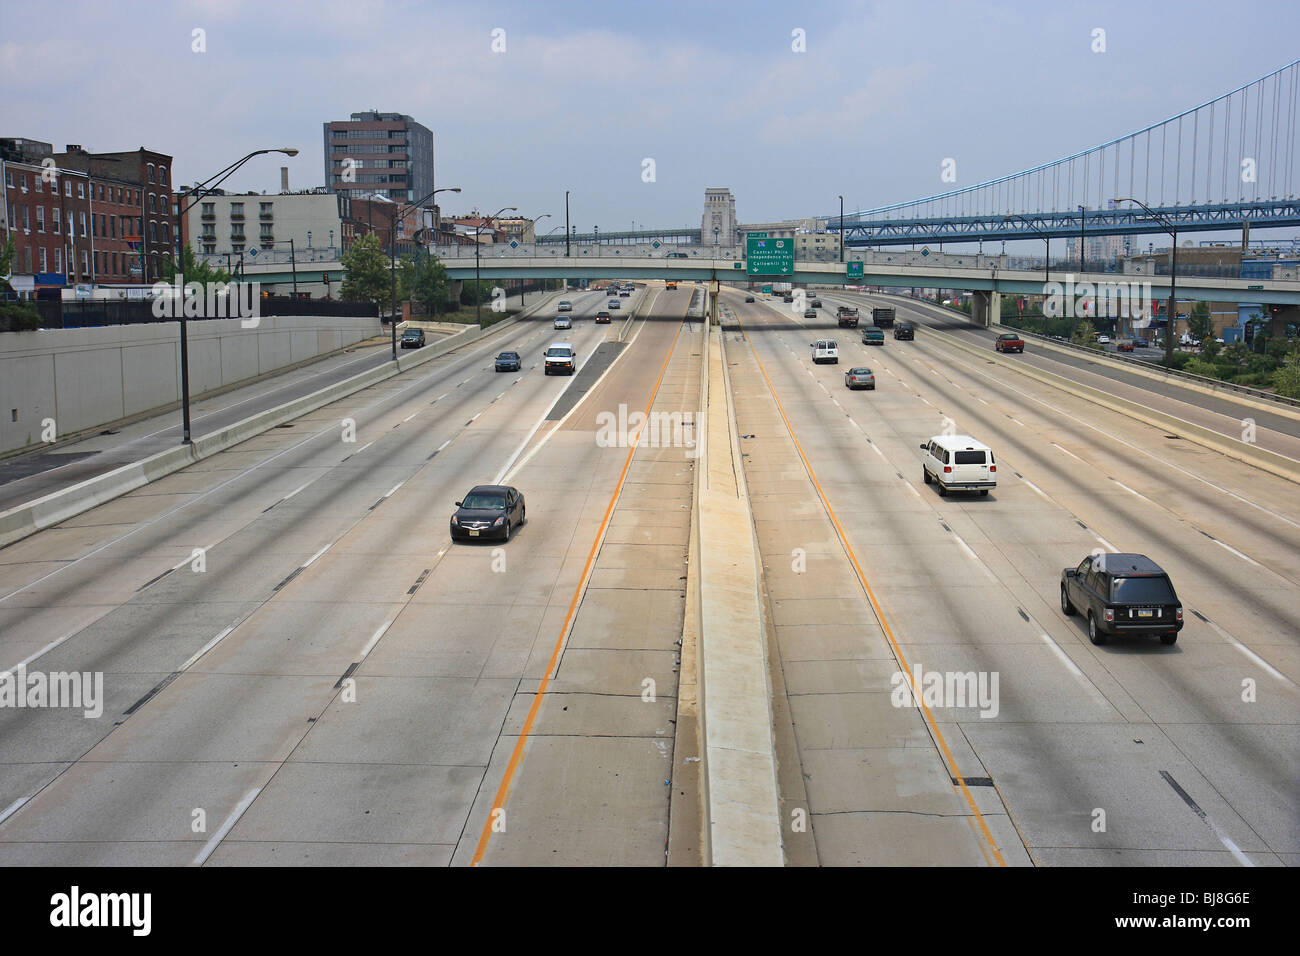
[0, 301, 42, 332]
[1183, 357, 1222, 379]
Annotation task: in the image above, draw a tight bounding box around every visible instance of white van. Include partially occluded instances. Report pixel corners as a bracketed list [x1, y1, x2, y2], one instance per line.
[811, 339, 839, 364]
[919, 434, 997, 496]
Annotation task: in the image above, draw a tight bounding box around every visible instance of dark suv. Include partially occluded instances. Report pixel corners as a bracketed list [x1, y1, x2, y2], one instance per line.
[400, 328, 426, 349]
[1061, 553, 1183, 645]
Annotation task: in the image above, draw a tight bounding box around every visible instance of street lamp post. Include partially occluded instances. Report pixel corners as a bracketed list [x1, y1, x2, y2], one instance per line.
[523, 214, 551, 305]
[476, 205, 517, 329]
[171, 147, 298, 444]
[1002, 215, 1051, 286]
[1116, 198, 1179, 367]
[839, 195, 844, 263]
[565, 190, 571, 257]
[378, 186, 462, 358]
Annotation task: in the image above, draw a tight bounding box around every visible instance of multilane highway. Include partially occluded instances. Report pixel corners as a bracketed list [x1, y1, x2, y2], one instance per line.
[0, 280, 1294, 866]
[722, 287, 1298, 865]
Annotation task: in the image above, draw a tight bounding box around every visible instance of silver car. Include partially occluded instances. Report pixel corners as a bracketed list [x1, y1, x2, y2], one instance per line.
[554, 315, 572, 330]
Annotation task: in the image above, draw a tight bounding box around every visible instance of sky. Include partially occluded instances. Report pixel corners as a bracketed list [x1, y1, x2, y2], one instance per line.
[2, 0, 1297, 244]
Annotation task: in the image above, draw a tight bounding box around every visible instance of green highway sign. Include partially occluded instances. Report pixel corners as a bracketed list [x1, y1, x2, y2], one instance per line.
[761, 285, 772, 294]
[747, 231, 768, 238]
[747, 235, 793, 275]
[733, 261, 743, 269]
[846, 261, 863, 278]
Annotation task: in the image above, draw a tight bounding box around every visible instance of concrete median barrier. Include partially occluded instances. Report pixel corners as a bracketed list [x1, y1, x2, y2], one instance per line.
[691, 323, 784, 866]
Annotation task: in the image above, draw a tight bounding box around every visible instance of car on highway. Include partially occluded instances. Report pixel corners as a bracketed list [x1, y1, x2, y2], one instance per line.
[495, 350, 521, 372]
[862, 328, 885, 346]
[1116, 338, 1135, 352]
[619, 289, 630, 297]
[844, 367, 875, 390]
[1061, 553, 1183, 646]
[994, 332, 1024, 353]
[811, 339, 839, 364]
[745, 295, 755, 303]
[595, 310, 611, 323]
[666, 252, 689, 259]
[1097, 334, 1112, 345]
[554, 315, 572, 330]
[400, 327, 426, 349]
[608, 299, 620, 310]
[544, 342, 577, 375]
[920, 434, 996, 496]
[1134, 336, 1150, 347]
[894, 323, 915, 340]
[809, 297, 822, 308]
[450, 484, 526, 542]
[783, 294, 794, 303]
[804, 307, 817, 318]
[557, 300, 573, 312]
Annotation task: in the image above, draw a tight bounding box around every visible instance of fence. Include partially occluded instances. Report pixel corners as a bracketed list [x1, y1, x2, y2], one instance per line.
[17, 296, 378, 330]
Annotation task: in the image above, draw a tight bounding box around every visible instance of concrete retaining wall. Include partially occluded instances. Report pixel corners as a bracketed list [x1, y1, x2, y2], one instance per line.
[0, 314, 381, 456]
[0, 293, 561, 550]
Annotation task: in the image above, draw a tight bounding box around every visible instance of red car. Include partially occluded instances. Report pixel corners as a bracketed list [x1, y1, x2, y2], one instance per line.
[995, 332, 1024, 353]
[1116, 339, 1135, 352]
[595, 311, 611, 324]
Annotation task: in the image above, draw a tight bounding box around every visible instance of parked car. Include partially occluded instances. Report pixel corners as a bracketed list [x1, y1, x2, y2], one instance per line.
[862, 328, 885, 346]
[544, 343, 577, 375]
[994, 332, 1024, 353]
[894, 323, 915, 340]
[450, 485, 526, 542]
[1116, 338, 1135, 352]
[400, 328, 426, 349]
[844, 367, 875, 390]
[554, 315, 572, 330]
[1097, 335, 1112, 345]
[1061, 553, 1183, 646]
[595, 311, 611, 323]
[919, 434, 996, 496]
[811, 339, 839, 364]
[495, 350, 521, 372]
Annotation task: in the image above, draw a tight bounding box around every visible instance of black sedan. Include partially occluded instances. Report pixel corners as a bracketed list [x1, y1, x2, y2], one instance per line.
[400, 328, 426, 349]
[451, 485, 526, 542]
[495, 351, 521, 372]
[1061, 552, 1183, 645]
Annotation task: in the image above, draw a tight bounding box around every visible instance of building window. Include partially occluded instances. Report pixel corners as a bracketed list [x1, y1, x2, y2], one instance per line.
[22, 206, 29, 230]
[36, 206, 44, 232]
[55, 248, 62, 273]
[159, 166, 167, 185]
[23, 247, 31, 272]
[65, 181, 72, 197]
[148, 194, 156, 213]
[77, 182, 84, 199]
[81, 250, 89, 274]
[149, 221, 158, 243]
[147, 163, 155, 184]
[3, 169, 11, 187]
[109, 216, 115, 238]
[162, 222, 170, 243]
[80, 212, 87, 236]
[39, 247, 47, 272]
[20, 173, 27, 192]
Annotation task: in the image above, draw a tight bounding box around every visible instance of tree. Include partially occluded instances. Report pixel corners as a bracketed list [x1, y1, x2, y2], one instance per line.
[163, 244, 231, 285]
[1274, 346, 1300, 399]
[1187, 301, 1213, 345]
[1072, 319, 1099, 348]
[339, 234, 391, 307]
[400, 253, 450, 314]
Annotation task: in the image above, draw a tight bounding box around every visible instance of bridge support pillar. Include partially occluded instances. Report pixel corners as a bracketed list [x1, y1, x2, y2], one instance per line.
[970, 290, 1000, 327]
